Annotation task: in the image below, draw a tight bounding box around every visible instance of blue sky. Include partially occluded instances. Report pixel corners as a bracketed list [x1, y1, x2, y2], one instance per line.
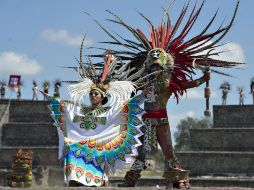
[0, 0, 253, 141]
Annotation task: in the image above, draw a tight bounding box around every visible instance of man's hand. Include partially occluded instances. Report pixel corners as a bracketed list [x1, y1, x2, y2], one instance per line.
[203, 69, 211, 81]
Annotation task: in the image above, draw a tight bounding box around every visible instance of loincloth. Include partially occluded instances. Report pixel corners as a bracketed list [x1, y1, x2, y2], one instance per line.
[142, 117, 169, 153]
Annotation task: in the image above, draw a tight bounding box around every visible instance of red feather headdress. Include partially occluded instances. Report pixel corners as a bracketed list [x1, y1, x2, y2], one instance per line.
[87, 0, 244, 102]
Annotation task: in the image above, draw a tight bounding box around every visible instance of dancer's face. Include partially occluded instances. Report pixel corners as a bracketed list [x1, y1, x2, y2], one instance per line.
[89, 89, 103, 106]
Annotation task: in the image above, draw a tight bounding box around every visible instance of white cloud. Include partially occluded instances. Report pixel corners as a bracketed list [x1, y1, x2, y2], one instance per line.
[212, 42, 246, 63]
[186, 88, 218, 99]
[169, 111, 196, 125]
[41, 29, 90, 46]
[186, 111, 195, 117]
[0, 51, 42, 76]
[193, 41, 246, 63]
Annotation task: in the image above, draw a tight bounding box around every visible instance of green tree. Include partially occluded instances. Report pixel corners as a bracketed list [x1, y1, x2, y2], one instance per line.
[174, 117, 212, 151]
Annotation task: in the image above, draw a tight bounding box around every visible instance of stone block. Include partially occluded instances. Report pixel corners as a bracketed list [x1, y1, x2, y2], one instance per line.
[2, 123, 58, 146]
[0, 104, 8, 121]
[110, 177, 254, 188]
[0, 100, 10, 105]
[48, 168, 64, 186]
[190, 128, 254, 151]
[213, 105, 254, 127]
[0, 169, 8, 186]
[0, 147, 59, 169]
[189, 176, 254, 188]
[9, 100, 51, 123]
[214, 123, 254, 128]
[176, 151, 254, 176]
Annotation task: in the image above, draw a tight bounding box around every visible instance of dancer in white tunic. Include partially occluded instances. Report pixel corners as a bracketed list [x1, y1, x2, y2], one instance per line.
[46, 48, 150, 186]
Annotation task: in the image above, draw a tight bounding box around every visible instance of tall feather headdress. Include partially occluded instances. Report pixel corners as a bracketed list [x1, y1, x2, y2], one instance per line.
[65, 36, 137, 106]
[87, 0, 244, 102]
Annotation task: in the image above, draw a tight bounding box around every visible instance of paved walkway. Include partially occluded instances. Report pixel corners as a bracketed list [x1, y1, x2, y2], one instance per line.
[0, 187, 253, 190]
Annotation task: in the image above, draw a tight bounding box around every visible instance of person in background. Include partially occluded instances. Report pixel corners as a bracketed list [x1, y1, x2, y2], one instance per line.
[32, 80, 39, 101]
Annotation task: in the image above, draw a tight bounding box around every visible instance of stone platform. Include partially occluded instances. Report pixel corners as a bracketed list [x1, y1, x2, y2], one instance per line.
[0, 100, 60, 187]
[2, 123, 58, 146]
[175, 105, 254, 188]
[1, 101, 254, 188]
[190, 128, 254, 151]
[0, 187, 253, 190]
[176, 151, 254, 176]
[0, 146, 59, 168]
[8, 100, 51, 123]
[213, 105, 254, 128]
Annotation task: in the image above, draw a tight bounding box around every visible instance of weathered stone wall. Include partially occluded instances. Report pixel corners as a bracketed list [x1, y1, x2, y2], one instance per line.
[1, 101, 254, 188]
[190, 128, 254, 151]
[2, 123, 58, 146]
[0, 100, 60, 187]
[213, 105, 254, 128]
[176, 151, 254, 176]
[177, 104, 254, 179]
[0, 147, 59, 169]
[9, 100, 51, 123]
[0, 101, 8, 123]
[0, 100, 10, 148]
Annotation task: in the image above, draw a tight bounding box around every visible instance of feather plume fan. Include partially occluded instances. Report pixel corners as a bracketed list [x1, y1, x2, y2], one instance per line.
[68, 78, 94, 105]
[87, 0, 244, 102]
[65, 36, 139, 106]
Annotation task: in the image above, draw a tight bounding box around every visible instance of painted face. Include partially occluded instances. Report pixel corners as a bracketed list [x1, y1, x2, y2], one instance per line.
[89, 89, 104, 106]
[104, 52, 115, 63]
[148, 48, 167, 65]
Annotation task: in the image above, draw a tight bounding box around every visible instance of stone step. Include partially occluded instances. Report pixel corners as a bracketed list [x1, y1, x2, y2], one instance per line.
[213, 105, 254, 127]
[9, 100, 51, 123]
[190, 128, 254, 151]
[0, 100, 9, 123]
[176, 151, 254, 176]
[0, 100, 10, 104]
[214, 123, 254, 128]
[0, 146, 59, 169]
[188, 176, 254, 188]
[0, 167, 65, 187]
[0, 104, 8, 120]
[0, 187, 251, 190]
[46, 170, 254, 188]
[1, 123, 58, 146]
[3, 167, 254, 188]
[111, 176, 254, 188]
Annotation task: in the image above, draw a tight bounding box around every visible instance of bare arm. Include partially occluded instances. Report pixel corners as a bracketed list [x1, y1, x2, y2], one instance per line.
[180, 70, 210, 90]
